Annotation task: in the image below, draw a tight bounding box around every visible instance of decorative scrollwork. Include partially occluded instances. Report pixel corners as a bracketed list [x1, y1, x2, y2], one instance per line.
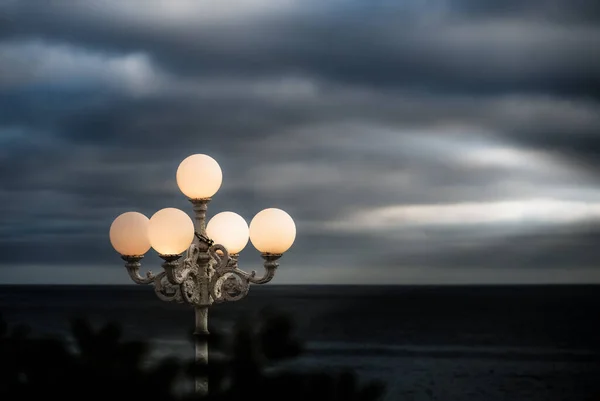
[153, 272, 183, 302]
[123, 240, 282, 308]
[163, 244, 200, 285]
[181, 272, 201, 305]
[209, 271, 250, 303]
[208, 243, 230, 275]
[206, 244, 251, 303]
[184, 244, 201, 270]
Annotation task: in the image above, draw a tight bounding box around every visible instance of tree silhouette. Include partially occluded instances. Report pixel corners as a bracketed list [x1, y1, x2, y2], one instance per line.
[0, 314, 180, 400]
[0, 309, 385, 401]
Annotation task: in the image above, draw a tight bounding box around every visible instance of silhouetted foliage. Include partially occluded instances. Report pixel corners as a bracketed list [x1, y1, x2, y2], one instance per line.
[0, 309, 385, 401]
[0, 314, 180, 400]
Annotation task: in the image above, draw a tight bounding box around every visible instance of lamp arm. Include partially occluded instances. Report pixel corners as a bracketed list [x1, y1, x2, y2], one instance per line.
[235, 267, 272, 285]
[234, 253, 281, 285]
[122, 255, 155, 285]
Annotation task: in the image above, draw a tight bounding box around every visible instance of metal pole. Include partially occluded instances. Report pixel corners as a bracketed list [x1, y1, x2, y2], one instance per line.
[191, 198, 211, 395]
[194, 305, 209, 395]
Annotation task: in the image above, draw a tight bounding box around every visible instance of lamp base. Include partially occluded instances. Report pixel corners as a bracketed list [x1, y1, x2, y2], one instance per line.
[158, 254, 182, 263]
[261, 253, 282, 269]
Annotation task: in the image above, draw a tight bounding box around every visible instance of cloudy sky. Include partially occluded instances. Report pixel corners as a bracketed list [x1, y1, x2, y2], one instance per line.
[1, 0, 599, 285]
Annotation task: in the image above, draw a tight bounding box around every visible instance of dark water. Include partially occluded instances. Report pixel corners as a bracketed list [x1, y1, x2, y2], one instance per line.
[1, 284, 599, 400]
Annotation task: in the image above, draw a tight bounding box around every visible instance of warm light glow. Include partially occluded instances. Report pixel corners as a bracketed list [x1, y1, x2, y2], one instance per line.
[176, 154, 222, 199]
[109, 211, 151, 255]
[249, 208, 296, 254]
[206, 211, 249, 254]
[148, 208, 195, 255]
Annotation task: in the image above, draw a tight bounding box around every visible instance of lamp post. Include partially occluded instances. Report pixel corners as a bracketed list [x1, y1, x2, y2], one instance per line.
[108, 154, 296, 395]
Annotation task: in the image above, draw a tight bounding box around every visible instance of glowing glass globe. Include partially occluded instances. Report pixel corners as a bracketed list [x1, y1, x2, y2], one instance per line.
[206, 211, 249, 254]
[249, 208, 296, 254]
[148, 207, 195, 255]
[109, 211, 151, 256]
[176, 154, 222, 199]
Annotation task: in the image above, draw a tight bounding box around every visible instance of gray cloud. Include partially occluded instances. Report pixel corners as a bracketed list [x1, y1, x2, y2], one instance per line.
[0, 0, 599, 283]
[451, 0, 600, 23]
[1, 1, 599, 97]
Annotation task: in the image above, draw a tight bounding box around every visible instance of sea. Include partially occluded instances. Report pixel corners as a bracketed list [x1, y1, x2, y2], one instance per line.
[1, 284, 599, 401]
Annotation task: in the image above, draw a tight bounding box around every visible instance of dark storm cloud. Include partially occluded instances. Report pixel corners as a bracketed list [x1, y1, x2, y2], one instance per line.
[1, 0, 599, 98]
[0, 0, 599, 283]
[452, 0, 600, 23]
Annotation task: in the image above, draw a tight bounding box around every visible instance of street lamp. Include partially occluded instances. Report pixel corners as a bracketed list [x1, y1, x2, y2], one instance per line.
[108, 154, 296, 395]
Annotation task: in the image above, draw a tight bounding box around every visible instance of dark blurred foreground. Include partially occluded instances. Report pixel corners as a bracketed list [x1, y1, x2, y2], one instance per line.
[0, 308, 385, 401]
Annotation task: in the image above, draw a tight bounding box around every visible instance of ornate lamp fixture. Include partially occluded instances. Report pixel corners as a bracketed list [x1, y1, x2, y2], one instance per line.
[108, 154, 296, 394]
